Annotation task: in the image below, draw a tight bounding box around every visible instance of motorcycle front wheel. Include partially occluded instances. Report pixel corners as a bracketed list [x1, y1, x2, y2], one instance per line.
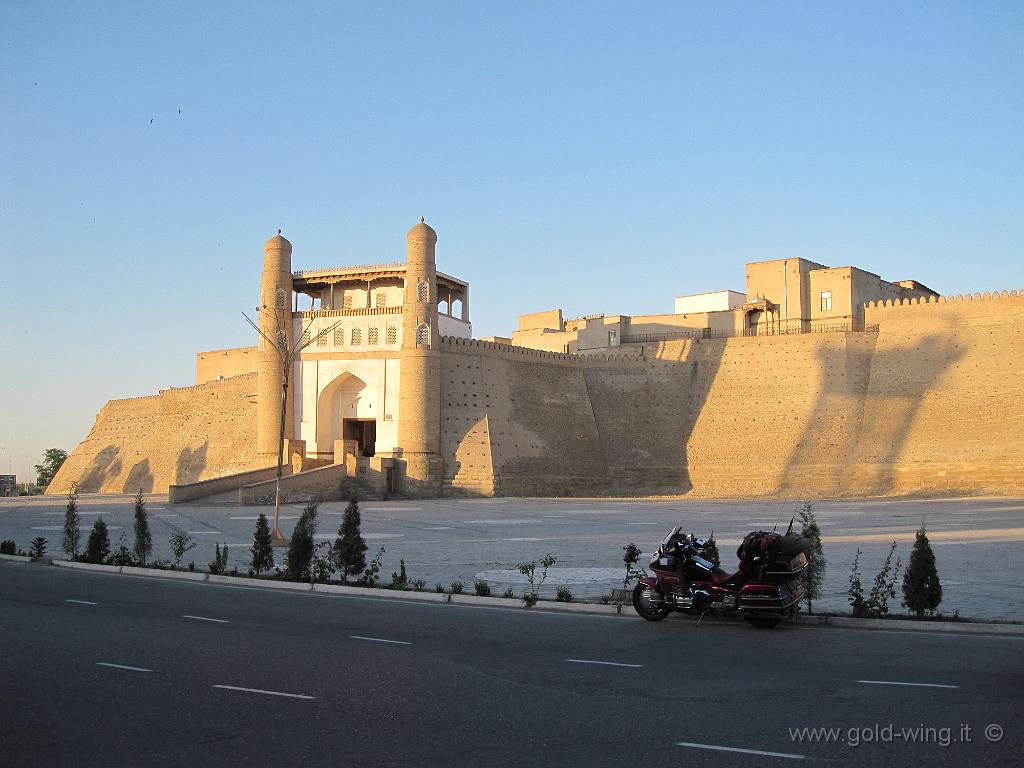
[632, 583, 671, 621]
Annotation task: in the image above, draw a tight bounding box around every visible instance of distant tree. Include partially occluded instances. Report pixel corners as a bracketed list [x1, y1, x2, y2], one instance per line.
[62, 483, 81, 559]
[332, 495, 367, 583]
[903, 524, 942, 617]
[132, 490, 152, 565]
[285, 498, 319, 581]
[864, 541, 901, 617]
[250, 513, 274, 576]
[34, 448, 68, 487]
[798, 502, 826, 614]
[84, 518, 111, 564]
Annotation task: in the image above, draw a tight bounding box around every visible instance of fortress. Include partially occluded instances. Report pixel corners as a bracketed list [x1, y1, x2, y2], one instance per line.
[49, 220, 1024, 500]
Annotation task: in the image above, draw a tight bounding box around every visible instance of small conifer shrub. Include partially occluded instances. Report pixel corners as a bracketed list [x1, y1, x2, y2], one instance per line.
[132, 490, 152, 566]
[332, 495, 367, 583]
[285, 498, 319, 581]
[250, 513, 274, 576]
[62, 483, 81, 559]
[903, 524, 942, 617]
[84, 518, 111, 564]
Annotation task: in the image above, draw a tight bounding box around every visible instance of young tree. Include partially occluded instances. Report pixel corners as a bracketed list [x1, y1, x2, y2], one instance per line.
[798, 501, 826, 614]
[169, 532, 196, 569]
[132, 489, 152, 566]
[285, 498, 319, 581]
[84, 518, 111, 564]
[902, 524, 942, 617]
[30, 537, 48, 558]
[250, 513, 275, 576]
[864, 541, 901, 618]
[34, 448, 68, 487]
[62, 483, 81, 559]
[332, 495, 367, 583]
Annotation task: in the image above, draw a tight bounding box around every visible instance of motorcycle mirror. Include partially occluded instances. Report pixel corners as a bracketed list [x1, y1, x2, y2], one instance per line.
[786, 516, 795, 535]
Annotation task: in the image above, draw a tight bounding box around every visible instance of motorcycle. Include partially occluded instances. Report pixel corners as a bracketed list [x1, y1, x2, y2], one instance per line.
[632, 525, 809, 628]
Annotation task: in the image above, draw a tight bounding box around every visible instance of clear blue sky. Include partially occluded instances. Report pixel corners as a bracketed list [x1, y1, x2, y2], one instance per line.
[1, 2, 1021, 482]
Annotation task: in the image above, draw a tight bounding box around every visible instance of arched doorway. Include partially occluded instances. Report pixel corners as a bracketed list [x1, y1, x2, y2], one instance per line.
[315, 372, 376, 459]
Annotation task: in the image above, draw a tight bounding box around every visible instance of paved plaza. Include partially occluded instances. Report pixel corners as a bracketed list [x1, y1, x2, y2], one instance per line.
[2, 494, 1021, 621]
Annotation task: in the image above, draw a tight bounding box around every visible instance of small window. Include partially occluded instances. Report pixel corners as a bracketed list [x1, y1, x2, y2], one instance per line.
[351, 327, 362, 346]
[386, 326, 397, 345]
[368, 327, 380, 345]
[821, 291, 833, 312]
[343, 294, 353, 310]
[300, 330, 311, 347]
[417, 280, 429, 303]
[316, 329, 327, 347]
[375, 291, 387, 308]
[275, 287, 287, 310]
[334, 327, 345, 346]
[416, 323, 429, 347]
[608, 329, 618, 346]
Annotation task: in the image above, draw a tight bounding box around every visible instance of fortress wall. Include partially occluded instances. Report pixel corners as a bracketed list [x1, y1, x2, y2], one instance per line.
[196, 346, 259, 384]
[439, 339, 607, 495]
[48, 373, 262, 495]
[849, 289, 1024, 495]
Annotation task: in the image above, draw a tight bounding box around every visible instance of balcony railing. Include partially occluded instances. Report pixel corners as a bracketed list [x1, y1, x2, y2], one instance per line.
[296, 306, 403, 319]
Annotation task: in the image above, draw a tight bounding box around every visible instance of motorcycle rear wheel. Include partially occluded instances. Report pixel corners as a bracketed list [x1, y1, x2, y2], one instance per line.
[744, 616, 780, 629]
[632, 583, 671, 621]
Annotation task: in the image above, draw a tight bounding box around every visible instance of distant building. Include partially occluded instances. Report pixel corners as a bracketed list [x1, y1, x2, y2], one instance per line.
[0, 475, 16, 495]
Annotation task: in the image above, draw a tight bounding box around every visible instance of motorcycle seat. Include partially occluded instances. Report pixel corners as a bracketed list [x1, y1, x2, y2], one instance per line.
[710, 568, 746, 590]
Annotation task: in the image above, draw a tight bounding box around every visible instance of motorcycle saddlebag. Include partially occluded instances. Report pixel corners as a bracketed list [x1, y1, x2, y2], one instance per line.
[738, 579, 803, 615]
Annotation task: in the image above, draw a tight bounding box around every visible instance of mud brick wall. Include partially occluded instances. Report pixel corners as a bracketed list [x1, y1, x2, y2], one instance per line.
[48, 373, 262, 494]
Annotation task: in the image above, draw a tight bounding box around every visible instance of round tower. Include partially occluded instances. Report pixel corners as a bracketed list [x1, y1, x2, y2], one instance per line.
[257, 230, 295, 460]
[397, 217, 443, 495]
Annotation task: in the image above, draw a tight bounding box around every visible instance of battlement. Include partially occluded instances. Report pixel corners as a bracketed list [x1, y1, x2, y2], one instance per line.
[865, 289, 1022, 310]
[440, 335, 576, 363]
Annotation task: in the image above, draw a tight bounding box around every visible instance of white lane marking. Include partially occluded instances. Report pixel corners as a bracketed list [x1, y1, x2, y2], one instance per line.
[542, 515, 565, 518]
[66, 599, 98, 605]
[154, 514, 179, 518]
[31, 526, 64, 530]
[858, 680, 959, 689]
[627, 522, 659, 525]
[423, 526, 451, 530]
[313, 533, 404, 540]
[183, 615, 229, 624]
[503, 537, 542, 542]
[676, 742, 804, 760]
[567, 659, 643, 668]
[96, 662, 152, 673]
[186, 530, 223, 535]
[230, 516, 297, 520]
[350, 635, 412, 645]
[213, 684, 314, 700]
[463, 519, 539, 525]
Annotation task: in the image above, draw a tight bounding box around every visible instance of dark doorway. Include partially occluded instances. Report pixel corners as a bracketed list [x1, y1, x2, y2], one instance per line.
[343, 419, 376, 457]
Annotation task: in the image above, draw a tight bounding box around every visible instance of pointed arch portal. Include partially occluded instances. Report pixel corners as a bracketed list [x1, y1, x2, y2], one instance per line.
[316, 372, 376, 458]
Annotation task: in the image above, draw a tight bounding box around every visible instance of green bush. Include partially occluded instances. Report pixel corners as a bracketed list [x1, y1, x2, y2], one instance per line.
[132, 490, 152, 566]
[502, 587, 515, 599]
[208, 543, 229, 575]
[555, 585, 574, 602]
[474, 579, 491, 597]
[110, 533, 135, 566]
[62, 483, 80, 559]
[391, 559, 409, 590]
[169, 532, 196, 569]
[332, 495, 367, 583]
[84, 518, 111, 564]
[798, 501, 826, 614]
[30, 537, 48, 558]
[250, 513, 274, 576]
[903, 524, 942, 617]
[285, 498, 319, 581]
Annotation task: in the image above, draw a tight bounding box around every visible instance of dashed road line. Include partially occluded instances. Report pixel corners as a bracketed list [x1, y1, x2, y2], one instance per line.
[66, 599, 98, 605]
[183, 615, 229, 623]
[350, 635, 412, 646]
[858, 680, 959, 689]
[213, 684, 314, 700]
[96, 662, 152, 673]
[567, 659, 643, 669]
[676, 742, 804, 760]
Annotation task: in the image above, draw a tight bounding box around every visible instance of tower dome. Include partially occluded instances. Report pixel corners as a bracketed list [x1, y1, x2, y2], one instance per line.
[263, 229, 292, 271]
[407, 216, 437, 244]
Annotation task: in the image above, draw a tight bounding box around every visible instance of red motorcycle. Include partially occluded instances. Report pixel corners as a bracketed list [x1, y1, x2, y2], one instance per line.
[632, 526, 808, 629]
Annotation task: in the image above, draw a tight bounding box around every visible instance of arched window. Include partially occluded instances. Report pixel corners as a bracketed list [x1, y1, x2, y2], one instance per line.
[416, 323, 429, 347]
[334, 327, 345, 346]
[386, 325, 397, 345]
[316, 328, 327, 347]
[275, 287, 287, 310]
[300, 330, 311, 347]
[417, 280, 429, 303]
[351, 327, 362, 346]
[368, 327, 379, 345]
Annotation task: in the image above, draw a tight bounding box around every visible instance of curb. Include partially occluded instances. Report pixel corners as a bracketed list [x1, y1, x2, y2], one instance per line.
[800, 614, 1024, 636]
[37, 561, 1024, 634]
[0, 553, 33, 563]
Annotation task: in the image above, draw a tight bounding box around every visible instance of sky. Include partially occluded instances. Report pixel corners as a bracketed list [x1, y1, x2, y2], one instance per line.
[1, 1, 1021, 482]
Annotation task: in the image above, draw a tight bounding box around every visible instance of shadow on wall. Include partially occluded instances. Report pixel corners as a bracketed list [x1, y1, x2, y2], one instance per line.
[174, 442, 209, 485]
[778, 332, 965, 496]
[122, 458, 155, 494]
[77, 445, 123, 493]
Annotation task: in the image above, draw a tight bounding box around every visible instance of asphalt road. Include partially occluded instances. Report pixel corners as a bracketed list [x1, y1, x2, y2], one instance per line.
[2, 494, 1022, 619]
[1, 562, 1021, 767]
